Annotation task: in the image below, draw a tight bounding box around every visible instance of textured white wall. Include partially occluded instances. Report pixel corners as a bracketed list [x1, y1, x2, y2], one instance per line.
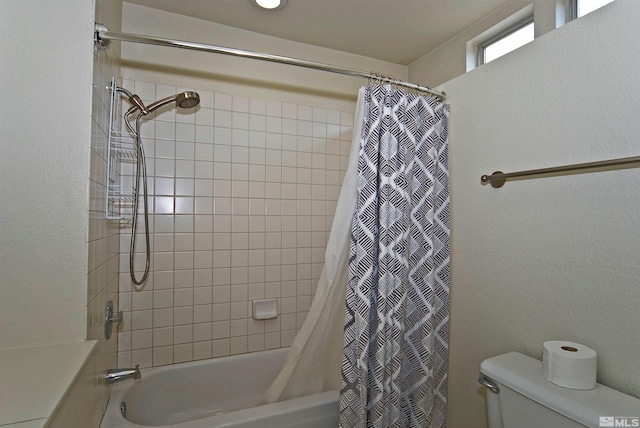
[429, 1, 640, 426]
[0, 1, 95, 347]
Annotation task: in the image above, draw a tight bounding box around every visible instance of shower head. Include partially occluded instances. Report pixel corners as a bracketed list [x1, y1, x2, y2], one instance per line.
[176, 91, 200, 109]
[146, 91, 200, 114]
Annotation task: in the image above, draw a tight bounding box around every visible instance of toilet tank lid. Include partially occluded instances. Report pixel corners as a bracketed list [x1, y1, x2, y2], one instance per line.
[480, 352, 640, 427]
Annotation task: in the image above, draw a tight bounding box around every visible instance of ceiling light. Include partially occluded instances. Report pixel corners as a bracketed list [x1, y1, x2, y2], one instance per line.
[251, 0, 287, 10]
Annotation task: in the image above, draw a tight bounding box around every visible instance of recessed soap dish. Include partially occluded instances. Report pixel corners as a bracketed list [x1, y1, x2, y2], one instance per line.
[252, 298, 278, 320]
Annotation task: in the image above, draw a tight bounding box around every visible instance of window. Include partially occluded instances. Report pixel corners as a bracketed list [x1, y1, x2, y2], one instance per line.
[477, 16, 534, 65]
[570, 0, 616, 19]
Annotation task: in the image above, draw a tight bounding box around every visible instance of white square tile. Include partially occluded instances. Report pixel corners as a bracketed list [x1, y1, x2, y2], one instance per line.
[265, 133, 282, 150]
[213, 250, 231, 269]
[215, 92, 232, 110]
[156, 121, 176, 140]
[282, 103, 297, 119]
[282, 118, 297, 135]
[131, 329, 152, 350]
[173, 325, 193, 344]
[250, 98, 266, 115]
[175, 215, 194, 233]
[153, 308, 173, 328]
[174, 306, 194, 325]
[230, 318, 247, 336]
[232, 95, 250, 112]
[194, 285, 213, 304]
[215, 109, 232, 128]
[230, 337, 247, 355]
[194, 305, 212, 324]
[173, 344, 193, 363]
[153, 289, 174, 309]
[265, 332, 280, 350]
[264, 282, 280, 298]
[213, 339, 231, 357]
[266, 117, 282, 133]
[212, 285, 231, 303]
[297, 105, 312, 121]
[152, 347, 172, 367]
[193, 249, 213, 268]
[232, 112, 250, 130]
[193, 143, 212, 161]
[212, 232, 231, 251]
[326, 109, 341, 125]
[195, 179, 214, 197]
[212, 320, 230, 339]
[173, 251, 193, 271]
[131, 309, 153, 330]
[153, 327, 173, 347]
[196, 108, 214, 127]
[155, 159, 175, 178]
[213, 302, 231, 321]
[249, 131, 266, 148]
[195, 161, 214, 179]
[199, 90, 214, 109]
[194, 341, 212, 360]
[175, 159, 195, 177]
[134, 81, 156, 100]
[174, 288, 194, 306]
[248, 334, 265, 352]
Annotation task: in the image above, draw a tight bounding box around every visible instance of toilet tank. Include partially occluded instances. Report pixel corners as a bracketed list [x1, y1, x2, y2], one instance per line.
[480, 352, 640, 428]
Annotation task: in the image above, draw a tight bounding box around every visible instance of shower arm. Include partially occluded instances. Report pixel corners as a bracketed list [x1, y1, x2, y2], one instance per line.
[145, 95, 178, 113]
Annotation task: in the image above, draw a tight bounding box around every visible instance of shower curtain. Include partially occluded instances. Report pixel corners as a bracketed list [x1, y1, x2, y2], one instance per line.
[339, 84, 450, 428]
[264, 83, 449, 428]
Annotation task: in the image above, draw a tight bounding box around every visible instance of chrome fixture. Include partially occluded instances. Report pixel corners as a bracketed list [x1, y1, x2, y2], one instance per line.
[113, 85, 200, 286]
[478, 376, 500, 393]
[104, 300, 123, 340]
[144, 91, 200, 113]
[105, 366, 141, 384]
[94, 24, 445, 100]
[481, 154, 640, 188]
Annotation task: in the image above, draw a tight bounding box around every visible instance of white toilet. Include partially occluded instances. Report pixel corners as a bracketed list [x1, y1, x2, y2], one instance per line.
[479, 352, 640, 428]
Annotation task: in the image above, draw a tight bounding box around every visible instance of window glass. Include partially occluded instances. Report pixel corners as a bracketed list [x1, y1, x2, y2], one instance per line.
[483, 22, 534, 64]
[578, 0, 615, 17]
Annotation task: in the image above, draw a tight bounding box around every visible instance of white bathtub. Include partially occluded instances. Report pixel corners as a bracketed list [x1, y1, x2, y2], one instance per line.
[100, 348, 338, 428]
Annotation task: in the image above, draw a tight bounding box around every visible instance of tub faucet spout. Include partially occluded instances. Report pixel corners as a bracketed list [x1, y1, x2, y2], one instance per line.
[105, 365, 141, 384]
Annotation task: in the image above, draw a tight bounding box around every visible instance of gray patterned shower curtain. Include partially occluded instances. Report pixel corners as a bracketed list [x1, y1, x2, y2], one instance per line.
[339, 84, 450, 428]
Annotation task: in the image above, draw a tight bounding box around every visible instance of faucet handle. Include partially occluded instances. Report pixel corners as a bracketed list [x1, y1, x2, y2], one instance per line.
[107, 308, 123, 323]
[105, 300, 123, 340]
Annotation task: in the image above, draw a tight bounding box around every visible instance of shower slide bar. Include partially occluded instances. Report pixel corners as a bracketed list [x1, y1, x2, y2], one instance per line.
[93, 24, 445, 101]
[481, 155, 640, 188]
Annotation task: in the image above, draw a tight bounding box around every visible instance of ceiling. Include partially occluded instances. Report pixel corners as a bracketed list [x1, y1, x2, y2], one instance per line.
[124, 0, 513, 65]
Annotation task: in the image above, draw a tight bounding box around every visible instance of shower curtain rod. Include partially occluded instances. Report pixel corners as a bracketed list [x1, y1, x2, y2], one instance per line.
[94, 24, 446, 101]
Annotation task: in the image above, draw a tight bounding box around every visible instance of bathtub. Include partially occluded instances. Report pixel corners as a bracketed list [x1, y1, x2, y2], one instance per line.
[100, 348, 338, 428]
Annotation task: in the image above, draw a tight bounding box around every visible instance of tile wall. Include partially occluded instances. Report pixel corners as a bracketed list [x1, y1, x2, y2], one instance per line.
[117, 79, 354, 367]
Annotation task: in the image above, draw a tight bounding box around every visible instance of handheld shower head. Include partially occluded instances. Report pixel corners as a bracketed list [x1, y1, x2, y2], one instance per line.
[146, 91, 200, 114]
[176, 92, 200, 109]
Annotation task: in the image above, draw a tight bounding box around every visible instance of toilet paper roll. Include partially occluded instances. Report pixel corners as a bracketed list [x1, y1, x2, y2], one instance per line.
[542, 341, 597, 390]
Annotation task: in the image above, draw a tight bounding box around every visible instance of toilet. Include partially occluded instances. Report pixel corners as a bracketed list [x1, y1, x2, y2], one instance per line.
[479, 352, 640, 428]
